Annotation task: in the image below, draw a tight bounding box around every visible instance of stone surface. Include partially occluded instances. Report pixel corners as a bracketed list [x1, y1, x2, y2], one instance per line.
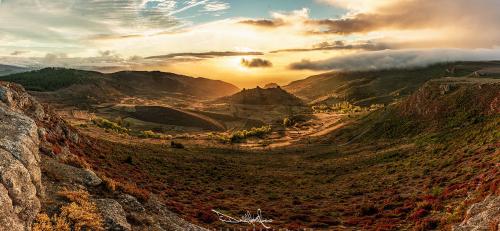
[42, 156, 102, 186]
[95, 199, 132, 231]
[117, 194, 145, 213]
[0, 83, 43, 231]
[454, 195, 500, 231]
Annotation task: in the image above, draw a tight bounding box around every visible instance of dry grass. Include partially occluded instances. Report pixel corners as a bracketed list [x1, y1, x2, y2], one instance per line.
[33, 189, 104, 231]
[61, 154, 91, 170]
[77, 116, 498, 230]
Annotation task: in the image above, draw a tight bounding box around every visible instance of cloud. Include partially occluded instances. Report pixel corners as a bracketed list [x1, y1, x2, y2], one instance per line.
[240, 58, 272, 68]
[271, 40, 390, 53]
[307, 0, 500, 45]
[289, 48, 500, 71]
[87, 34, 143, 41]
[0, 0, 231, 54]
[146, 51, 263, 59]
[203, 1, 230, 12]
[239, 8, 310, 28]
[316, 0, 398, 12]
[10, 51, 29, 56]
[239, 1, 500, 48]
[239, 19, 285, 28]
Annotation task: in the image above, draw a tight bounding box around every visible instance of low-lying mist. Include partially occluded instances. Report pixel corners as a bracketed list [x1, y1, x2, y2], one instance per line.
[290, 48, 500, 71]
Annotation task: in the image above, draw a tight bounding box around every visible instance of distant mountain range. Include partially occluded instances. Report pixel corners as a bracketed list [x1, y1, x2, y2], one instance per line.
[2, 61, 499, 109]
[0, 64, 30, 76]
[0, 68, 240, 106]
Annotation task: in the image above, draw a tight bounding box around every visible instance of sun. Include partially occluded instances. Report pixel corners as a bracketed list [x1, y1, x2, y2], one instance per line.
[229, 56, 251, 72]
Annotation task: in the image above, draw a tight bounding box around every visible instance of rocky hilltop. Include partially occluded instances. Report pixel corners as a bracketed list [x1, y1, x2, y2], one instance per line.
[0, 82, 206, 231]
[220, 86, 304, 106]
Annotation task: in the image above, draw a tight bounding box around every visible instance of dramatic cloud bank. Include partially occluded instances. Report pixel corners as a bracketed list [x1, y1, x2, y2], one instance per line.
[146, 51, 264, 59]
[243, 0, 500, 48]
[271, 40, 390, 53]
[290, 49, 500, 71]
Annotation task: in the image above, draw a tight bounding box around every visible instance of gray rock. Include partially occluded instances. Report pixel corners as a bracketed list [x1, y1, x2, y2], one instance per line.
[454, 195, 500, 231]
[37, 128, 47, 141]
[0, 84, 43, 231]
[42, 156, 102, 186]
[95, 199, 132, 231]
[118, 194, 145, 213]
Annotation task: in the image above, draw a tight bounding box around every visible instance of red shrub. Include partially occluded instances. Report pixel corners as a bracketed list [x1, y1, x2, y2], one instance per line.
[410, 209, 429, 220]
[52, 145, 62, 155]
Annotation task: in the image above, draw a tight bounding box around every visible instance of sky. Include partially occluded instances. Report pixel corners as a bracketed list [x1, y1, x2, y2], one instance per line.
[1, 0, 500, 87]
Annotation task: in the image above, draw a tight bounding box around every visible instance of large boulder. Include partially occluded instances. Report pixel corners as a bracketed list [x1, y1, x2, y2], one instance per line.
[0, 82, 43, 231]
[95, 199, 131, 231]
[41, 156, 102, 187]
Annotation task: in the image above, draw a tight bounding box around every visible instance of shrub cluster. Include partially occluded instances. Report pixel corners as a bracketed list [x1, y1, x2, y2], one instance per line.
[32, 189, 104, 231]
[137, 130, 162, 139]
[210, 126, 272, 144]
[92, 117, 129, 134]
[312, 102, 384, 114]
[91, 117, 171, 140]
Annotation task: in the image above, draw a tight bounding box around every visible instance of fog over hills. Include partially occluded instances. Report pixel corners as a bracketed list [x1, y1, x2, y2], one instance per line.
[0, 64, 30, 76]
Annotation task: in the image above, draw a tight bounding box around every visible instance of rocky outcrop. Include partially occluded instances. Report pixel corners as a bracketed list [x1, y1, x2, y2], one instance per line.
[220, 86, 304, 106]
[42, 156, 102, 187]
[454, 195, 500, 231]
[0, 81, 208, 231]
[0, 82, 44, 231]
[399, 77, 500, 120]
[95, 199, 131, 231]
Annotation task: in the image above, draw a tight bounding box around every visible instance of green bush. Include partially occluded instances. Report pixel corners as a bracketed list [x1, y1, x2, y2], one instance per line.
[312, 102, 384, 114]
[209, 126, 272, 144]
[137, 130, 162, 139]
[92, 118, 129, 134]
[230, 126, 272, 143]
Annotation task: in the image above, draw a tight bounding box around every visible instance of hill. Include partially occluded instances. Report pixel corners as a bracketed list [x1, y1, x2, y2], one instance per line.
[0, 68, 240, 103]
[74, 77, 499, 230]
[219, 86, 304, 106]
[331, 77, 499, 142]
[0, 64, 30, 76]
[283, 61, 500, 106]
[108, 71, 240, 99]
[0, 81, 204, 230]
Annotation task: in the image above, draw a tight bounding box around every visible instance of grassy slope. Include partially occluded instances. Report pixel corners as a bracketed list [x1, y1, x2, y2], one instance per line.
[0, 68, 239, 99]
[283, 62, 500, 106]
[79, 79, 499, 230]
[0, 68, 103, 91]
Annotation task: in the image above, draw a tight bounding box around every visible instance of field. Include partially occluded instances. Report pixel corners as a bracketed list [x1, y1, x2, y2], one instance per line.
[77, 111, 498, 230]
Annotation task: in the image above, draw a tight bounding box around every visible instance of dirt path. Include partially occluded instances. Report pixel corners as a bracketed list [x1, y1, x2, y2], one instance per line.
[252, 113, 348, 149]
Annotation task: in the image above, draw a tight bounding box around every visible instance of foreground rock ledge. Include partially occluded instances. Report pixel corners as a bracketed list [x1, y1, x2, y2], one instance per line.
[0, 82, 43, 231]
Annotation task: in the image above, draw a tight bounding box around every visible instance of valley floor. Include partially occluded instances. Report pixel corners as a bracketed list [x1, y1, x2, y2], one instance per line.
[75, 115, 499, 230]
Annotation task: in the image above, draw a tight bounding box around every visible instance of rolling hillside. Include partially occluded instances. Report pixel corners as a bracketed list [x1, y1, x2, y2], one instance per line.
[0, 68, 240, 103]
[283, 61, 500, 106]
